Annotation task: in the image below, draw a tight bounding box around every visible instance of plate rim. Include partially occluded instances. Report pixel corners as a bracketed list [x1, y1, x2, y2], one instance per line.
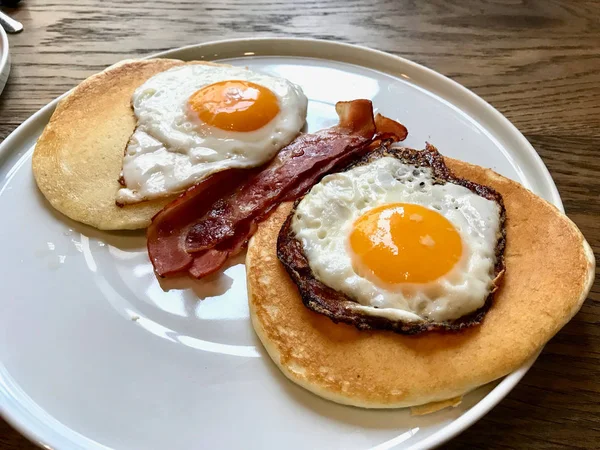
[0, 37, 556, 450]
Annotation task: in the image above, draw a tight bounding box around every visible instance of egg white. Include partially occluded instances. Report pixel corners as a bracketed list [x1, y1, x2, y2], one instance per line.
[117, 64, 308, 204]
[291, 156, 501, 323]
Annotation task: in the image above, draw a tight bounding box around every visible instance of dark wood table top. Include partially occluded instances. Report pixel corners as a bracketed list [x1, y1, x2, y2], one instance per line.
[0, 0, 598, 448]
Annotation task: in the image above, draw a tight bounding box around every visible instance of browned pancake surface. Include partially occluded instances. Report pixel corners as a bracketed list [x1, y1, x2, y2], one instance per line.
[247, 157, 595, 409]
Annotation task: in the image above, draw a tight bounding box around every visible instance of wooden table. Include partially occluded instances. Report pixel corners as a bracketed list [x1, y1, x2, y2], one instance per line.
[0, 0, 598, 448]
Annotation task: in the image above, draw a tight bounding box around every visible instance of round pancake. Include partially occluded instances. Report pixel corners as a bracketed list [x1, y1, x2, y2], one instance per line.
[32, 58, 227, 230]
[247, 158, 595, 409]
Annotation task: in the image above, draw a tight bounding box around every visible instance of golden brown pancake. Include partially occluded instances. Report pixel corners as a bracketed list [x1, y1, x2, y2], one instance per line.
[247, 158, 595, 410]
[32, 58, 227, 230]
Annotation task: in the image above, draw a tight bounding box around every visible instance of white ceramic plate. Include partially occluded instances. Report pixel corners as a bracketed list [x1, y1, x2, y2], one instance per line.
[0, 38, 560, 450]
[0, 25, 10, 95]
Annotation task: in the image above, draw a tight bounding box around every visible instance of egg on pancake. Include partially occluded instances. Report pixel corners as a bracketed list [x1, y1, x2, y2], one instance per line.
[247, 144, 594, 410]
[286, 147, 505, 330]
[32, 59, 307, 230]
[33, 59, 188, 230]
[117, 65, 308, 204]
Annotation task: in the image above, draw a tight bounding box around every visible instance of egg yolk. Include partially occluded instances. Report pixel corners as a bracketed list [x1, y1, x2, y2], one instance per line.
[188, 80, 279, 132]
[349, 203, 462, 284]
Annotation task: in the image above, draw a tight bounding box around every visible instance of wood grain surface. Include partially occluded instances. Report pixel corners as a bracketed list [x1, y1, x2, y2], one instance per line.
[1, 0, 598, 448]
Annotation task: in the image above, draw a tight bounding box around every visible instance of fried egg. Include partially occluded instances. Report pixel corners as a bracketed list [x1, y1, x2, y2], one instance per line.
[117, 64, 308, 204]
[291, 156, 502, 323]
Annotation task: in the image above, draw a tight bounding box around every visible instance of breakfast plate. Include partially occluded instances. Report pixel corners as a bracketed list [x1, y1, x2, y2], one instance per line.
[0, 38, 565, 449]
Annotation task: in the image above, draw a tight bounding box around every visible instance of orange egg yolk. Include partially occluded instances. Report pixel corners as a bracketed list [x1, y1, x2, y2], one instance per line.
[349, 203, 462, 284]
[188, 80, 279, 132]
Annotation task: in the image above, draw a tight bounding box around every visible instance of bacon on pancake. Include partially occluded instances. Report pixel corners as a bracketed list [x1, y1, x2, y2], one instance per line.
[147, 99, 408, 279]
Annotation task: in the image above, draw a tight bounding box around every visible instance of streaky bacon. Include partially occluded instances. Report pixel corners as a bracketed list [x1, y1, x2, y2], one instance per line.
[188, 221, 253, 278]
[184, 100, 377, 253]
[282, 114, 407, 201]
[147, 99, 408, 279]
[374, 113, 408, 141]
[147, 168, 257, 277]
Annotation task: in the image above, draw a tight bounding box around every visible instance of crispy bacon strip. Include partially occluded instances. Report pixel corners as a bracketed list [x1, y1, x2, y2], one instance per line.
[374, 113, 408, 140]
[147, 168, 256, 277]
[147, 99, 407, 279]
[184, 100, 377, 253]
